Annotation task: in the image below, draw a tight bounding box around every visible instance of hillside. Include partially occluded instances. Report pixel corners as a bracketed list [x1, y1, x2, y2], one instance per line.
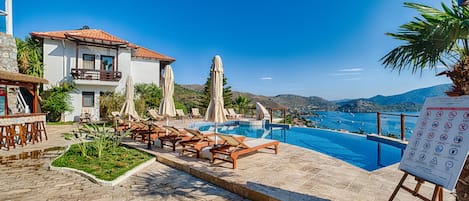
[271, 95, 337, 111]
[177, 83, 451, 113]
[336, 84, 451, 112]
[232, 92, 283, 109]
[368, 84, 451, 105]
[178, 84, 283, 109]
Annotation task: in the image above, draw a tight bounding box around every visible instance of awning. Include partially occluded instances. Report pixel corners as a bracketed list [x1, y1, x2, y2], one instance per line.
[0, 70, 49, 84]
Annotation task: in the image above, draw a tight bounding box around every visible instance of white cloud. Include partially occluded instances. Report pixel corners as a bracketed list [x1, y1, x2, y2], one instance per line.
[343, 77, 362, 81]
[338, 68, 363, 72]
[331, 73, 361, 76]
[260, 77, 273, 80]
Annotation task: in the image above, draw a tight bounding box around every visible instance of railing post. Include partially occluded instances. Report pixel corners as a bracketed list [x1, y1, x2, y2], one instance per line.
[400, 114, 406, 141]
[377, 112, 381, 135]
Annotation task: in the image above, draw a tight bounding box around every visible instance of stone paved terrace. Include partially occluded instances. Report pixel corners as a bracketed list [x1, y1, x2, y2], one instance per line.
[0, 124, 247, 201]
[0, 122, 459, 200]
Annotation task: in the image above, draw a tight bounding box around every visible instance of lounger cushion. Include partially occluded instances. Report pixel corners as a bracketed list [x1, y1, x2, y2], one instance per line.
[244, 138, 277, 147]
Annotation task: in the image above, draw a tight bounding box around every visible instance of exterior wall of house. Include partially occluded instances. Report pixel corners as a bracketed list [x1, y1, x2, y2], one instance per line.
[65, 85, 115, 122]
[42, 38, 163, 121]
[42, 39, 75, 89]
[130, 58, 160, 87]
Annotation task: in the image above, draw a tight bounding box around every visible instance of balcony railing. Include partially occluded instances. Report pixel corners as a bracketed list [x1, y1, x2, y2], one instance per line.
[71, 68, 122, 81]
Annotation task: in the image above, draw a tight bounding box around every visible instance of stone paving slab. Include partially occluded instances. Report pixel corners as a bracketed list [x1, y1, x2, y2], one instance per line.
[123, 139, 458, 201]
[0, 124, 248, 201]
[0, 123, 460, 201]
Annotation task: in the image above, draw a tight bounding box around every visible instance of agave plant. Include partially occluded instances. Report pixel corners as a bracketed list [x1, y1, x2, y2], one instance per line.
[381, 1, 469, 200]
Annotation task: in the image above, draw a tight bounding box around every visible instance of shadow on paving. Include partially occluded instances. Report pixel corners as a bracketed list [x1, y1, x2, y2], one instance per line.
[128, 164, 246, 201]
[247, 182, 331, 201]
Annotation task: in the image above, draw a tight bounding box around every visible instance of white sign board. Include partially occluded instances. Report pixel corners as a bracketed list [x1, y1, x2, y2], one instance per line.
[399, 96, 469, 190]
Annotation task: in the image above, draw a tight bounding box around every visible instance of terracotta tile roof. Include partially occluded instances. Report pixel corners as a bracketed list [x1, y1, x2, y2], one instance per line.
[31, 29, 128, 44]
[130, 44, 175, 61]
[31, 29, 175, 62]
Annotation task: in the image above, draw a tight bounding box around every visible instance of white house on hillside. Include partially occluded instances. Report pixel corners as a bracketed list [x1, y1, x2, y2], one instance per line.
[31, 27, 175, 121]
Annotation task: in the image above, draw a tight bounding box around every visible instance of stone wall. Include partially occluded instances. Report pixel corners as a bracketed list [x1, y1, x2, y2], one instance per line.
[0, 32, 20, 114]
[0, 32, 18, 73]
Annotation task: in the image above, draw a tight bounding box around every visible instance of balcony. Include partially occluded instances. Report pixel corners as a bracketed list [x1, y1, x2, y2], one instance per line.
[71, 68, 122, 81]
[71, 68, 121, 87]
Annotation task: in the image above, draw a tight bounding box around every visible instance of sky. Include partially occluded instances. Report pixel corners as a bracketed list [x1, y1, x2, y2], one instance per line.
[8, 0, 452, 100]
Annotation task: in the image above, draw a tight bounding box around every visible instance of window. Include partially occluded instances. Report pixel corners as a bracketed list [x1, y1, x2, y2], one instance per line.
[83, 54, 95, 69]
[101, 56, 114, 72]
[82, 92, 94, 107]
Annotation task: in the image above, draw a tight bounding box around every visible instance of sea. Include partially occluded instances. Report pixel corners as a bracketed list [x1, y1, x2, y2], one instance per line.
[306, 111, 420, 139]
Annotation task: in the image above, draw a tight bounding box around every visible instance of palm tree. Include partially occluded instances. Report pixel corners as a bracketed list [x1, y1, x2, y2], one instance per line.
[234, 95, 250, 115]
[16, 36, 43, 77]
[381, 1, 469, 199]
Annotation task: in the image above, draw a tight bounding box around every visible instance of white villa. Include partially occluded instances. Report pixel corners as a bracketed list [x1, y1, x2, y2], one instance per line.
[31, 27, 175, 122]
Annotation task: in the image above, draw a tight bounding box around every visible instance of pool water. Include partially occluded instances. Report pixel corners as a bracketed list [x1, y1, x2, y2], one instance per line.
[197, 124, 403, 171]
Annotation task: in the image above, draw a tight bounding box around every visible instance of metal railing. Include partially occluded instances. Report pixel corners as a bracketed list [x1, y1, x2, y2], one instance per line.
[376, 112, 419, 141]
[71, 68, 122, 81]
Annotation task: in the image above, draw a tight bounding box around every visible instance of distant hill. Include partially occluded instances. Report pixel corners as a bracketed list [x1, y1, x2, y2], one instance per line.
[336, 84, 451, 112]
[178, 84, 283, 109]
[232, 92, 283, 109]
[337, 99, 380, 113]
[271, 95, 337, 111]
[178, 83, 452, 113]
[368, 84, 451, 105]
[180, 84, 204, 92]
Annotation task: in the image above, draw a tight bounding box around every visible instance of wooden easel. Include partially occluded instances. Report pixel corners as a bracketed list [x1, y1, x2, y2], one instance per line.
[389, 171, 443, 201]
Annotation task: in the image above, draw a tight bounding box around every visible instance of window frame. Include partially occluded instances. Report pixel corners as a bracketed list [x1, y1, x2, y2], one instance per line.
[101, 55, 115, 72]
[82, 91, 95, 107]
[82, 54, 96, 69]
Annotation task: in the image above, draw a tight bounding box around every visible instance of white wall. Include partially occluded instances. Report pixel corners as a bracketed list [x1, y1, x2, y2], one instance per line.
[64, 85, 115, 121]
[131, 58, 160, 87]
[42, 38, 162, 121]
[43, 39, 75, 89]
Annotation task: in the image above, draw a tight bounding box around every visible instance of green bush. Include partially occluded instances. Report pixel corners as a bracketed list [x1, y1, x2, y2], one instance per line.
[41, 81, 75, 122]
[99, 91, 124, 120]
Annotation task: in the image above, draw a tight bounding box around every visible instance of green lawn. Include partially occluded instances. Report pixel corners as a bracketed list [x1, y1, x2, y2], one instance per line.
[52, 144, 153, 181]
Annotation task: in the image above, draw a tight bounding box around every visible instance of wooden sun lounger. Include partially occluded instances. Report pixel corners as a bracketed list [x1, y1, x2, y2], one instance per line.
[129, 122, 166, 143]
[180, 128, 247, 158]
[148, 109, 165, 121]
[210, 134, 279, 169]
[158, 125, 190, 151]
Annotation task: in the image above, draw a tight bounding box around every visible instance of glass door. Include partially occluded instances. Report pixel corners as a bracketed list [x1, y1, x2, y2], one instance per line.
[100, 56, 114, 81]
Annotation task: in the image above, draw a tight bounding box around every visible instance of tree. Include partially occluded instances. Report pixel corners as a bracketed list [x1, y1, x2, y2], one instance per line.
[99, 91, 124, 119]
[234, 95, 250, 115]
[381, 1, 469, 199]
[16, 36, 43, 77]
[133, 83, 162, 116]
[41, 81, 76, 122]
[199, 75, 233, 109]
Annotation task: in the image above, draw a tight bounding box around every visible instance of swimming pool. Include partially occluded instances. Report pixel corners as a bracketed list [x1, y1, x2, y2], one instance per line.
[196, 123, 403, 171]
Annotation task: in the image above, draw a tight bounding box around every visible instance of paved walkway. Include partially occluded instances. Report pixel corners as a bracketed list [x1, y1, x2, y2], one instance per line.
[0, 124, 247, 201]
[0, 122, 459, 201]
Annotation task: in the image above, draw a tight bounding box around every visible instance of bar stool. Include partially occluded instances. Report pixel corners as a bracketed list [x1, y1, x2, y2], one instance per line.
[0, 125, 8, 149]
[8, 124, 26, 149]
[24, 122, 38, 144]
[35, 121, 48, 141]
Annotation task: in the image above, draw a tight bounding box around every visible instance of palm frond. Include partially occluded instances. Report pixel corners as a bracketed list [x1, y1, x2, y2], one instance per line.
[381, 1, 469, 74]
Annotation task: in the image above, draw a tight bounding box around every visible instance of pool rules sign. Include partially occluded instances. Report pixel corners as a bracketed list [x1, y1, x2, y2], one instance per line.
[399, 96, 469, 190]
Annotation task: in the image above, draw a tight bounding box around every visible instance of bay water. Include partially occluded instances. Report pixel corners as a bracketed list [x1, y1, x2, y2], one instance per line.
[307, 111, 419, 139]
